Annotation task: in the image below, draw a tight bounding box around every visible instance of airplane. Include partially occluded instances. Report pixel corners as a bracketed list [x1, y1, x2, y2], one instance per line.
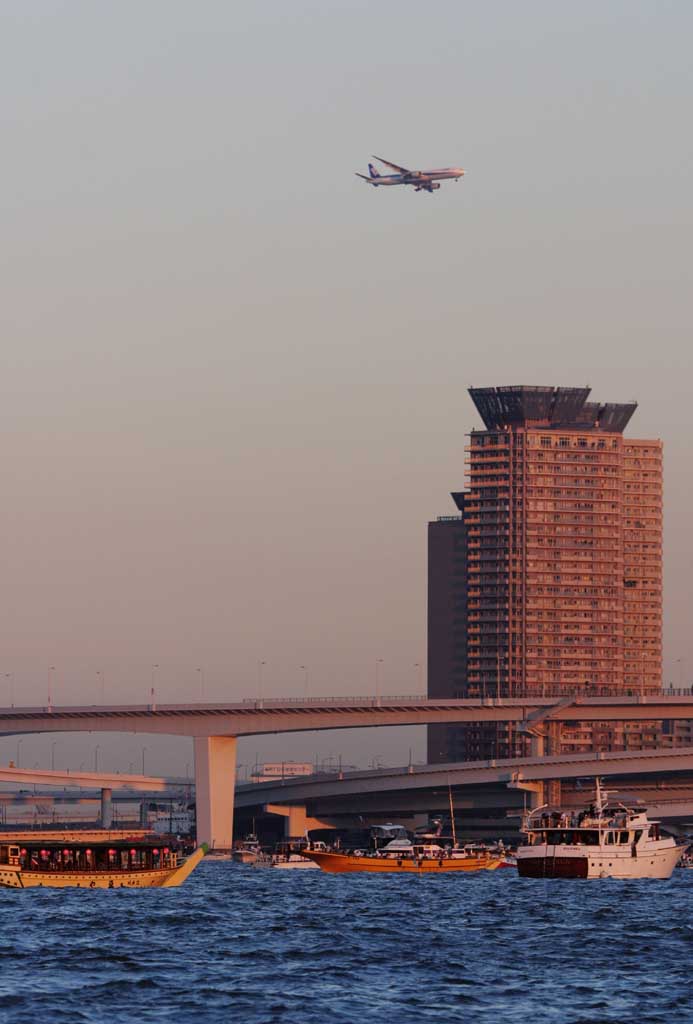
[356, 156, 465, 193]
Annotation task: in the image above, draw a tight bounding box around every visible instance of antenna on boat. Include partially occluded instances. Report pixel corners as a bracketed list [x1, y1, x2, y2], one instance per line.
[447, 776, 457, 848]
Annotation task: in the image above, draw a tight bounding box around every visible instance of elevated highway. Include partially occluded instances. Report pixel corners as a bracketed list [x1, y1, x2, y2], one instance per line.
[1, 694, 692, 847]
[235, 746, 693, 837]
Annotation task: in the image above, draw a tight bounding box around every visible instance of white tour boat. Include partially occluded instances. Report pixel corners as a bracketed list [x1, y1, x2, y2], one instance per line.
[517, 781, 685, 880]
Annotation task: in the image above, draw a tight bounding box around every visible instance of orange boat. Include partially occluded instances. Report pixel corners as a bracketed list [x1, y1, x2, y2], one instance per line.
[303, 842, 502, 874]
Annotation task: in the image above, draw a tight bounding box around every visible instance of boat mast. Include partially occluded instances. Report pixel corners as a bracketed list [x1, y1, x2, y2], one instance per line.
[447, 777, 457, 847]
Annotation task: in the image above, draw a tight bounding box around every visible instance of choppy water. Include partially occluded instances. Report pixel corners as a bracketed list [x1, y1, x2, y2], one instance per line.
[0, 863, 691, 1023]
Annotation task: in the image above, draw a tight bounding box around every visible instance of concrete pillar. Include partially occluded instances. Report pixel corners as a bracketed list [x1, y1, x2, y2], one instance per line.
[194, 735, 237, 850]
[100, 788, 113, 829]
[546, 722, 562, 807]
[264, 804, 333, 838]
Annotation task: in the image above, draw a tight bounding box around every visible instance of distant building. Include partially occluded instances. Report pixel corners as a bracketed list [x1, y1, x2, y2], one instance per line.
[428, 385, 663, 762]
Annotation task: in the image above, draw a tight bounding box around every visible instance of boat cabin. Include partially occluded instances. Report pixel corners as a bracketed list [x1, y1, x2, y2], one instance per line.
[0, 840, 181, 873]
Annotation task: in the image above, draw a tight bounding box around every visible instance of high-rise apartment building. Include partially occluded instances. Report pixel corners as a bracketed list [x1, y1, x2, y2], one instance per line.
[427, 385, 662, 763]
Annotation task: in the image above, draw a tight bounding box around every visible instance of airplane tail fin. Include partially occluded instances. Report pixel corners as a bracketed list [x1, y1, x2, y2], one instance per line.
[368, 162, 380, 178]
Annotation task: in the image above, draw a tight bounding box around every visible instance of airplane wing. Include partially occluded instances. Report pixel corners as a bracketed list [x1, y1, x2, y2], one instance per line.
[372, 156, 411, 174]
[355, 173, 376, 183]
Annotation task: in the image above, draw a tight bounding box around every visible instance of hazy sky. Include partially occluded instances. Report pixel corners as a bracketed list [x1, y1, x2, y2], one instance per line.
[1, 1, 692, 775]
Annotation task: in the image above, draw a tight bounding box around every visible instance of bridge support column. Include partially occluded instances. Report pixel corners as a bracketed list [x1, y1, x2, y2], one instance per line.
[507, 777, 543, 811]
[100, 788, 113, 829]
[264, 804, 333, 839]
[194, 736, 237, 850]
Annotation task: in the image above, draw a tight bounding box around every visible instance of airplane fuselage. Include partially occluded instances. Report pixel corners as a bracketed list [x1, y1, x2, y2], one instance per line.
[370, 168, 463, 186]
[356, 159, 465, 193]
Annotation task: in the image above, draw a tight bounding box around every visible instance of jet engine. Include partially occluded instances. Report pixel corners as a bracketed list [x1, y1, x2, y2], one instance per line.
[416, 182, 441, 192]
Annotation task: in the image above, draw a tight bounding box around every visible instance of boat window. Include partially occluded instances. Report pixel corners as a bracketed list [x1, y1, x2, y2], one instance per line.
[606, 832, 616, 845]
[619, 832, 630, 844]
[580, 831, 600, 845]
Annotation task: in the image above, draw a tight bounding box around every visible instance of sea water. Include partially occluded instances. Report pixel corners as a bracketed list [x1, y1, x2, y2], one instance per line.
[0, 863, 691, 1023]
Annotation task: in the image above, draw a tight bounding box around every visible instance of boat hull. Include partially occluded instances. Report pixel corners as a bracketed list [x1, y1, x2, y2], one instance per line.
[517, 844, 683, 880]
[0, 845, 206, 889]
[303, 851, 502, 874]
[232, 851, 260, 864]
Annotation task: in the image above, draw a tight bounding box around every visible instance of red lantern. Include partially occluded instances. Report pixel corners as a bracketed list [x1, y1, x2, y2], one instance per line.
[130, 849, 136, 855]
[108, 849, 116, 855]
[63, 849, 70, 855]
[20, 848, 27, 855]
[152, 849, 159, 855]
[85, 849, 92, 855]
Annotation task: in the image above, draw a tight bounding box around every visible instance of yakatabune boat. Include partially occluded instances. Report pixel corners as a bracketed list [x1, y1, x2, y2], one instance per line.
[303, 840, 502, 874]
[516, 781, 685, 880]
[0, 831, 207, 889]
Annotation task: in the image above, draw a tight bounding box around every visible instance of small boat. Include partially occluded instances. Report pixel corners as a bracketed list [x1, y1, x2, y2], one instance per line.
[231, 834, 262, 864]
[253, 852, 319, 870]
[303, 839, 502, 874]
[251, 840, 321, 869]
[0, 831, 206, 889]
[516, 781, 686, 880]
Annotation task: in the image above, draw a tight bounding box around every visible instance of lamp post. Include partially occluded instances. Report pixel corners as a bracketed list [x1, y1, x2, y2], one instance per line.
[300, 665, 308, 700]
[257, 660, 266, 702]
[676, 658, 685, 691]
[375, 659, 384, 705]
[414, 662, 422, 692]
[48, 666, 56, 709]
[196, 668, 204, 700]
[16, 738, 23, 768]
[641, 650, 646, 698]
[150, 665, 159, 704]
[96, 670, 104, 702]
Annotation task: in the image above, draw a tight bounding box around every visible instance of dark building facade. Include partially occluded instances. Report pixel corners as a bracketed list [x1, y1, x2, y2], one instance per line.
[427, 385, 663, 763]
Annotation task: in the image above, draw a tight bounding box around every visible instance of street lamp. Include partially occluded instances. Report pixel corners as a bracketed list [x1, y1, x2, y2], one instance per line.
[48, 666, 56, 708]
[641, 650, 646, 698]
[414, 662, 423, 692]
[96, 670, 104, 702]
[150, 665, 159, 703]
[257, 660, 266, 701]
[196, 668, 205, 700]
[16, 738, 23, 768]
[375, 659, 384, 704]
[676, 658, 685, 691]
[300, 666, 308, 700]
